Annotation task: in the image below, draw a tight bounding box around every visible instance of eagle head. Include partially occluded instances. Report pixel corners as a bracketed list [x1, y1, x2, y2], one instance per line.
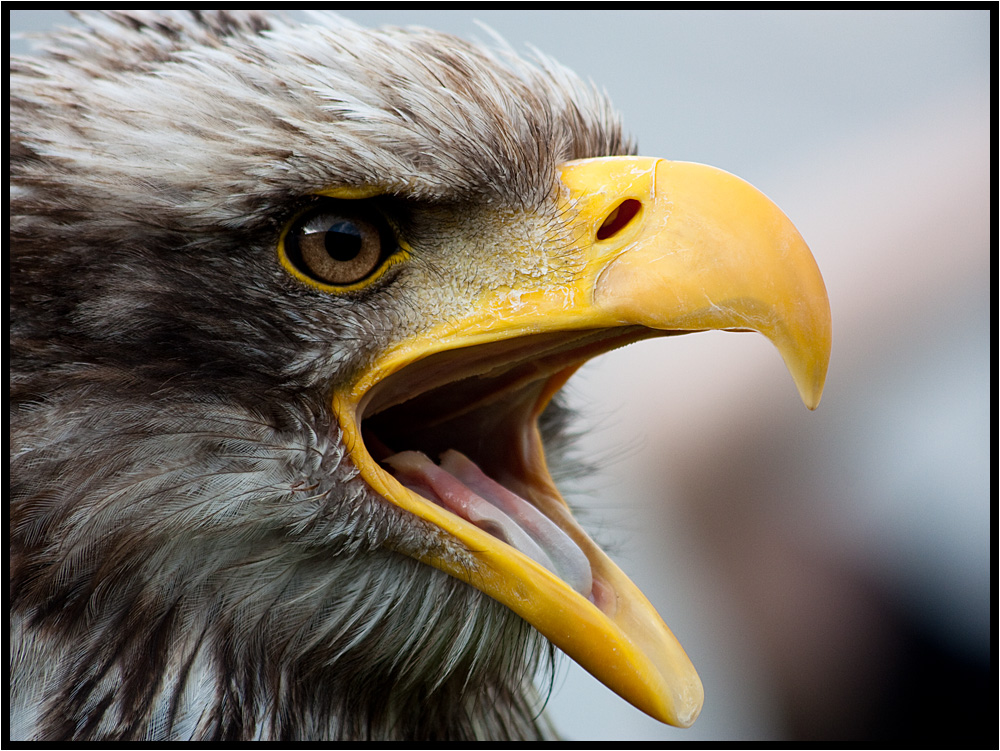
[10, 11, 831, 741]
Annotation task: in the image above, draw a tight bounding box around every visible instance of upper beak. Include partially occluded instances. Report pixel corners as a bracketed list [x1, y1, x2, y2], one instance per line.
[563, 156, 830, 409]
[331, 156, 831, 728]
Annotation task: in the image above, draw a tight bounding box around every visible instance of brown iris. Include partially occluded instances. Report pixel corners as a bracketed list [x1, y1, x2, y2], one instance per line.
[283, 202, 394, 286]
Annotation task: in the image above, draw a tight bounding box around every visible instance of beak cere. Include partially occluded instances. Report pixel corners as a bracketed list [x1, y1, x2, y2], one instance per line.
[331, 156, 832, 727]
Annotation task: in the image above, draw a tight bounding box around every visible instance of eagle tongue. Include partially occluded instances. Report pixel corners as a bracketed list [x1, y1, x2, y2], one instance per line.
[383, 450, 593, 599]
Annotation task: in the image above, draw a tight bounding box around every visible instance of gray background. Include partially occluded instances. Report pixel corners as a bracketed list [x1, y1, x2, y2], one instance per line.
[10, 9, 991, 742]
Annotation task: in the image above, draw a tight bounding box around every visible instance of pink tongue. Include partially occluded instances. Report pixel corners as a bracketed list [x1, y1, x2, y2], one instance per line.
[383, 449, 593, 598]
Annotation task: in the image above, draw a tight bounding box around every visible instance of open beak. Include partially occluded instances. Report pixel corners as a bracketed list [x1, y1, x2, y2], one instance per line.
[331, 156, 831, 727]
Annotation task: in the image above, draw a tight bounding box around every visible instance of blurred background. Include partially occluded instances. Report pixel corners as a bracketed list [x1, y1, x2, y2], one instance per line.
[11, 10, 991, 743]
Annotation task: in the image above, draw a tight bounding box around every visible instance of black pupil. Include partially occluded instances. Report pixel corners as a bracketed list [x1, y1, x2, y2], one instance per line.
[324, 221, 363, 261]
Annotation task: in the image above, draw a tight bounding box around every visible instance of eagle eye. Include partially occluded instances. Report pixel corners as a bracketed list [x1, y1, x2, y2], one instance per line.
[280, 202, 397, 288]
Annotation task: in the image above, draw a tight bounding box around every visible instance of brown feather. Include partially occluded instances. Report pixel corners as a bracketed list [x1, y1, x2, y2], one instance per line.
[10, 11, 631, 740]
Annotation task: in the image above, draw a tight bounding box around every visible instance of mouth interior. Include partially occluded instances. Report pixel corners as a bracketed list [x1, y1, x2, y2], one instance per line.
[358, 327, 656, 598]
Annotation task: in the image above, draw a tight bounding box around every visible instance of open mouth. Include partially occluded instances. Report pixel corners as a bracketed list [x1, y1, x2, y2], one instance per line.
[330, 324, 710, 729]
[353, 326, 661, 603]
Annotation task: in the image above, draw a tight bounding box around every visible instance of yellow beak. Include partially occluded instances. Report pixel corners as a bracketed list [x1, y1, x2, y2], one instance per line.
[565, 156, 830, 409]
[331, 156, 831, 727]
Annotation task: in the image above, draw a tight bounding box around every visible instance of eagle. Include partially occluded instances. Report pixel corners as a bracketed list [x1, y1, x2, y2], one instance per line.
[9, 11, 831, 741]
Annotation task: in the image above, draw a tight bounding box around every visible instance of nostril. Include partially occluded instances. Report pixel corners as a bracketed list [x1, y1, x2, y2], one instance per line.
[596, 199, 641, 241]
